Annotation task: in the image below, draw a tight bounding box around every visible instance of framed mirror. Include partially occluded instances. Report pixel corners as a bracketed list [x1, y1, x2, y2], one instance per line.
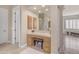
[38, 13, 51, 31]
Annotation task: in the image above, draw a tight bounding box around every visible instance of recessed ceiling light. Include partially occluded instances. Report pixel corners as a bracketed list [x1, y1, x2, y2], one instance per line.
[38, 10, 41, 13]
[33, 7, 37, 10]
[41, 5, 45, 7]
[45, 8, 48, 11]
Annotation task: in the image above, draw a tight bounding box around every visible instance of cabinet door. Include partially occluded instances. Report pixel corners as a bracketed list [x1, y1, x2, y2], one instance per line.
[27, 16, 33, 29]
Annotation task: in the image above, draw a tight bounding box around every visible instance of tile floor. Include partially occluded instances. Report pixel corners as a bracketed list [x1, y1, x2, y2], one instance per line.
[65, 35, 79, 54]
[0, 43, 43, 54]
[1, 35, 79, 54]
[20, 47, 44, 54]
[0, 43, 22, 54]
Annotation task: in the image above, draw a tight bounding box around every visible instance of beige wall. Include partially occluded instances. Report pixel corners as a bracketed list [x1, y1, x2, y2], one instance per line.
[50, 6, 64, 53]
[50, 6, 59, 53]
[20, 6, 27, 47]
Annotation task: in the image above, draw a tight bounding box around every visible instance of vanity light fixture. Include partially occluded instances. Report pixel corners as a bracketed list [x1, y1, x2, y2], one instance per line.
[45, 8, 48, 11]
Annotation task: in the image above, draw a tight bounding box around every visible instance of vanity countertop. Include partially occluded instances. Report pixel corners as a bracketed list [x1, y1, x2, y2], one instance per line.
[27, 30, 51, 37]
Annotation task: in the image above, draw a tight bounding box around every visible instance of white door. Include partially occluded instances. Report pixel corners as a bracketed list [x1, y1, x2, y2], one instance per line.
[0, 8, 8, 44]
[12, 6, 21, 47]
[12, 9, 16, 44]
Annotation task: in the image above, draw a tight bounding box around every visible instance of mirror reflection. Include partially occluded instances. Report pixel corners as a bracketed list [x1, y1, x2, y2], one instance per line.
[38, 13, 51, 31]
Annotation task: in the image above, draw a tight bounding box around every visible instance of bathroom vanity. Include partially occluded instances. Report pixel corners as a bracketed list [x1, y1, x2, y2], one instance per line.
[26, 11, 51, 53]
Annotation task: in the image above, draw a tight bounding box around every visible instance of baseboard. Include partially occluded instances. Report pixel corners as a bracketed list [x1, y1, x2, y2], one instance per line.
[20, 44, 27, 48]
[0, 40, 11, 44]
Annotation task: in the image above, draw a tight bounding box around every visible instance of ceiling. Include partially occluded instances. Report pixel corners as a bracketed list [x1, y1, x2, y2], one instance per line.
[24, 5, 51, 17]
[63, 5, 79, 16]
[0, 5, 51, 17]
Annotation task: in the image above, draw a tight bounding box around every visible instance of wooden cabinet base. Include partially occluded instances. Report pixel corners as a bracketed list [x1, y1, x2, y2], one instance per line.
[27, 34, 51, 53]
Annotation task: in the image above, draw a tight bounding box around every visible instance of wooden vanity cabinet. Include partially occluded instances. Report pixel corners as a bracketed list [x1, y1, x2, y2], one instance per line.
[27, 34, 51, 53]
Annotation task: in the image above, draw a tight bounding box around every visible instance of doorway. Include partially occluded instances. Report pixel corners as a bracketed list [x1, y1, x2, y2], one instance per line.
[0, 8, 8, 44]
[63, 5, 79, 53]
[12, 6, 21, 47]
